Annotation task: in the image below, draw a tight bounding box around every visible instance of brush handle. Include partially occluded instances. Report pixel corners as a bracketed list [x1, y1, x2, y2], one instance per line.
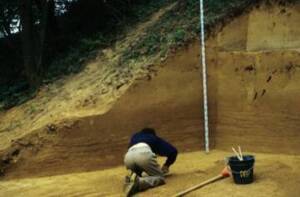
[173, 174, 224, 197]
[238, 146, 243, 160]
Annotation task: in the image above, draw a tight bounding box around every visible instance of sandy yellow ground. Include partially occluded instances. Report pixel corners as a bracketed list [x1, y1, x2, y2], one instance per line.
[1, 150, 300, 197]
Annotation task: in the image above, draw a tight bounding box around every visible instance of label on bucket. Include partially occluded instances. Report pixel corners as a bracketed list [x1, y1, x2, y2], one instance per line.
[240, 170, 251, 178]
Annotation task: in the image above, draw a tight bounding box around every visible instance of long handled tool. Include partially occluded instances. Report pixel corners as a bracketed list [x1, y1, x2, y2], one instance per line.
[173, 167, 230, 197]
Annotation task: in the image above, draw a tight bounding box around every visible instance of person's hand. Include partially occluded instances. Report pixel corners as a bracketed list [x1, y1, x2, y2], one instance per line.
[161, 165, 169, 175]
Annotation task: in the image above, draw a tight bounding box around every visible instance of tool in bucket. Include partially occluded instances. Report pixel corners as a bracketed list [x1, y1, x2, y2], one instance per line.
[232, 146, 243, 161]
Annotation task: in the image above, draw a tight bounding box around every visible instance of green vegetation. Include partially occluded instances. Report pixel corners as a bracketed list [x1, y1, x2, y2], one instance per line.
[0, 82, 36, 111]
[0, 0, 175, 111]
[46, 0, 176, 82]
[1, 0, 300, 111]
[121, 0, 299, 65]
[120, 0, 255, 64]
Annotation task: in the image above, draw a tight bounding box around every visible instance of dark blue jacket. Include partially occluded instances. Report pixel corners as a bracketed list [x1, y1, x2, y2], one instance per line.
[129, 131, 178, 167]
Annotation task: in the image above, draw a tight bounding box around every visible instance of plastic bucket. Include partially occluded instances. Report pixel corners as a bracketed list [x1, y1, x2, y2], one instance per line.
[228, 155, 255, 184]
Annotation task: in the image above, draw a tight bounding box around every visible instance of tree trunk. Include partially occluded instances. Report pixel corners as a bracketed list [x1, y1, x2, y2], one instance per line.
[20, 0, 40, 87]
[37, 0, 50, 74]
[35, 0, 56, 76]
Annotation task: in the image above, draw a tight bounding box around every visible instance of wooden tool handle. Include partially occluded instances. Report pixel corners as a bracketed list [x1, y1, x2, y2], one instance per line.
[173, 174, 224, 197]
[238, 146, 243, 160]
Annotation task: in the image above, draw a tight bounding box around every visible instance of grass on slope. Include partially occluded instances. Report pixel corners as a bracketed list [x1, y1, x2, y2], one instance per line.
[119, 0, 254, 65]
[2, 0, 300, 111]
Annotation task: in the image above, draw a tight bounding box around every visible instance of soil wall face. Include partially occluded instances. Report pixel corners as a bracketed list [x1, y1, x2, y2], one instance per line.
[2, 44, 206, 179]
[211, 50, 300, 153]
[210, 3, 300, 153]
[247, 4, 300, 51]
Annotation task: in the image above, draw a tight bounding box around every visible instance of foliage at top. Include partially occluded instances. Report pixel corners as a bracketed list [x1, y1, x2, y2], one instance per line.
[0, 0, 174, 111]
[1, 0, 300, 111]
[120, 0, 256, 64]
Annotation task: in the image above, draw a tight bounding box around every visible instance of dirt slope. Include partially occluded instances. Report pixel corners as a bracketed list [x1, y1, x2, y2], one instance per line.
[0, 42, 204, 180]
[0, 2, 177, 151]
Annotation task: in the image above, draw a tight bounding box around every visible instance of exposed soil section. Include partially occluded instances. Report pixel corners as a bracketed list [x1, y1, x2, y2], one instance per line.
[208, 3, 300, 153]
[0, 42, 204, 179]
[216, 2, 300, 51]
[0, 2, 178, 151]
[0, 1, 300, 186]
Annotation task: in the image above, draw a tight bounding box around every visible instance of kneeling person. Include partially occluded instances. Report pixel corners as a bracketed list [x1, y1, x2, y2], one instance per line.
[124, 128, 178, 196]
